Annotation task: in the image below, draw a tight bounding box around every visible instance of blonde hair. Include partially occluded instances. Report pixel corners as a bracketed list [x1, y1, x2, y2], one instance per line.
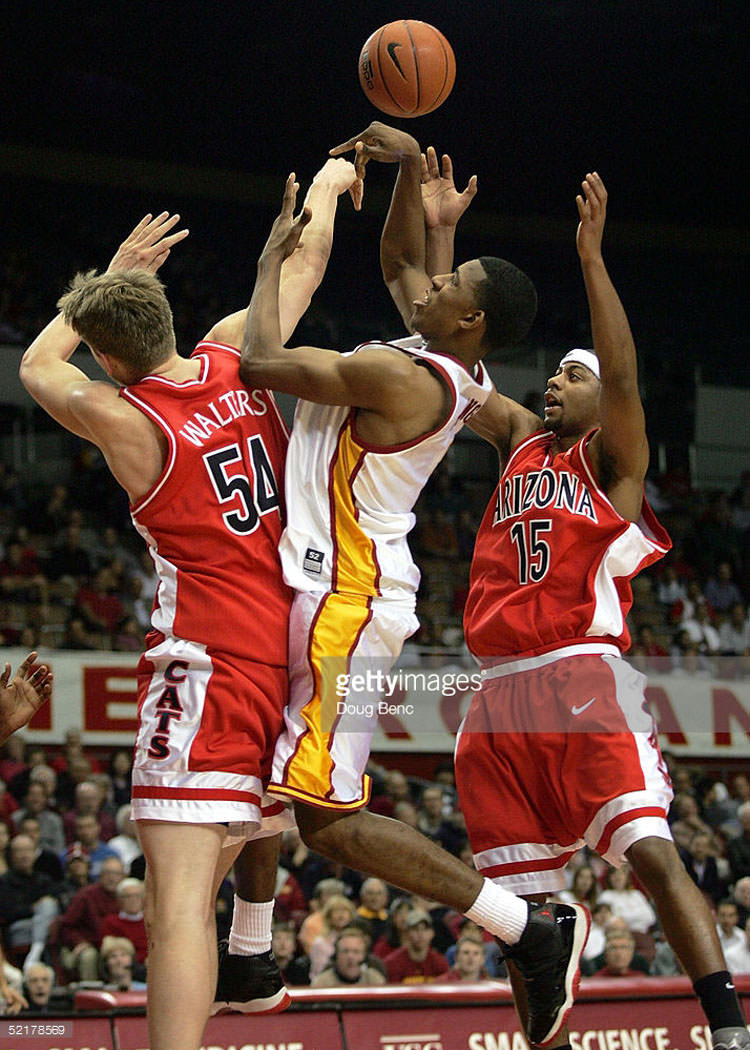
[58, 268, 175, 377]
[320, 894, 356, 931]
[100, 935, 135, 961]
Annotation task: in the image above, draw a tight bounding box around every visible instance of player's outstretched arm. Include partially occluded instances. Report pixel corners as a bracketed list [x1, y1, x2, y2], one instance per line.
[421, 147, 477, 278]
[206, 159, 361, 349]
[0, 652, 53, 746]
[577, 174, 649, 502]
[240, 174, 443, 419]
[20, 213, 187, 438]
[332, 122, 428, 332]
[467, 389, 541, 466]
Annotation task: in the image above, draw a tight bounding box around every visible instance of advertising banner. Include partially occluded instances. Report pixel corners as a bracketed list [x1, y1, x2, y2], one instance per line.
[9, 647, 750, 757]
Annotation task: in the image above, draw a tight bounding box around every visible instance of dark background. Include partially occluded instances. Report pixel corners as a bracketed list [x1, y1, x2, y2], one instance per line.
[1, 1, 748, 429]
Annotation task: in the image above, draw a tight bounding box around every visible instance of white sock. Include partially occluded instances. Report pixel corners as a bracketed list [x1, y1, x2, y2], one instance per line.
[228, 897, 274, 956]
[464, 879, 529, 945]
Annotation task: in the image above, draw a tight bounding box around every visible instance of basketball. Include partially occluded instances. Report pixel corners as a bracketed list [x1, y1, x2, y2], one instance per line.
[358, 20, 456, 118]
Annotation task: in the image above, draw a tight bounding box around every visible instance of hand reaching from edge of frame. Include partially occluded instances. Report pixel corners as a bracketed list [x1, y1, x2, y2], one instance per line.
[576, 172, 607, 263]
[107, 212, 190, 274]
[420, 147, 477, 230]
[0, 652, 53, 744]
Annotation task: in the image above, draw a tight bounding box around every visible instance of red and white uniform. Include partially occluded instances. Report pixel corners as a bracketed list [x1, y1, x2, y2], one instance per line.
[121, 341, 292, 832]
[455, 429, 674, 894]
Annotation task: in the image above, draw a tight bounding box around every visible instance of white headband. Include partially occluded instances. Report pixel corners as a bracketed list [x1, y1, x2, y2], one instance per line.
[559, 349, 600, 378]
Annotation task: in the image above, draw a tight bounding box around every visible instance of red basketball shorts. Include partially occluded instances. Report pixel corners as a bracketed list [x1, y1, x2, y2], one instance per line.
[455, 643, 674, 895]
[131, 632, 292, 836]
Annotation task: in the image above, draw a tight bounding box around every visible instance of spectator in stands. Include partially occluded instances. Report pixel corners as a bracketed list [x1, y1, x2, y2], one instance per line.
[368, 767, 412, 817]
[0, 736, 26, 789]
[0, 833, 59, 969]
[308, 894, 357, 980]
[11, 781, 65, 855]
[393, 799, 419, 829]
[7, 744, 47, 801]
[75, 566, 124, 644]
[681, 829, 725, 905]
[733, 877, 750, 929]
[57, 844, 92, 911]
[596, 929, 642, 977]
[0, 539, 48, 604]
[416, 785, 464, 855]
[693, 492, 742, 574]
[597, 865, 657, 934]
[57, 855, 124, 981]
[297, 878, 349, 954]
[720, 603, 750, 655]
[100, 935, 146, 991]
[99, 877, 147, 965]
[634, 625, 669, 672]
[91, 526, 139, 577]
[582, 901, 612, 966]
[0, 944, 27, 1014]
[17, 816, 63, 882]
[724, 918, 750, 976]
[728, 803, 750, 883]
[440, 931, 488, 982]
[270, 922, 310, 986]
[108, 751, 132, 809]
[384, 908, 449, 984]
[557, 864, 599, 909]
[59, 616, 98, 652]
[0, 820, 10, 877]
[680, 602, 721, 665]
[356, 877, 389, 944]
[372, 896, 413, 960]
[670, 793, 716, 853]
[311, 927, 385, 988]
[716, 900, 745, 960]
[703, 781, 741, 835]
[48, 522, 92, 587]
[63, 782, 116, 845]
[705, 561, 744, 616]
[107, 805, 142, 874]
[21, 962, 56, 1012]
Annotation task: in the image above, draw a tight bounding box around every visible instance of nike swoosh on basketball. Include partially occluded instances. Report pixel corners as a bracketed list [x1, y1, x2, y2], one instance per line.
[571, 697, 596, 715]
[387, 41, 406, 78]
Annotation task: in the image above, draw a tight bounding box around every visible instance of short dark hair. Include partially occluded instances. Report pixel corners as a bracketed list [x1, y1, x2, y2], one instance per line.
[476, 257, 537, 352]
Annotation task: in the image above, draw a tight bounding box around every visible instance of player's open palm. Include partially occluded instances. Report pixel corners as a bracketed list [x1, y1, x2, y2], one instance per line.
[0, 652, 53, 738]
[107, 212, 189, 274]
[576, 172, 607, 262]
[420, 147, 477, 230]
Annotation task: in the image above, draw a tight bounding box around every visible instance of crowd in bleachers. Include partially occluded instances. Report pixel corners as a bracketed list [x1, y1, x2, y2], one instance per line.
[1, 731, 750, 1012]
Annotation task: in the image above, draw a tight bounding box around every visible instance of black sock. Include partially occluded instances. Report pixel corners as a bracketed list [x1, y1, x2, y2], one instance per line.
[693, 971, 746, 1031]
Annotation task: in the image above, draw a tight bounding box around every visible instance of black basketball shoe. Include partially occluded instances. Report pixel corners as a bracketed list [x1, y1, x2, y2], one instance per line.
[212, 941, 291, 1016]
[501, 901, 589, 1046]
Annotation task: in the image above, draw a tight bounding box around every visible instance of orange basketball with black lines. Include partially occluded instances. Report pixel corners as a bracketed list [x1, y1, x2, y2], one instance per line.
[358, 20, 456, 118]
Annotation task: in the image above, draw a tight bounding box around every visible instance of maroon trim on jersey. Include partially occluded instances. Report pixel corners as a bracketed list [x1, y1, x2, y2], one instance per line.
[324, 597, 374, 804]
[328, 416, 351, 594]
[478, 848, 579, 880]
[261, 799, 286, 817]
[279, 593, 329, 787]
[596, 806, 668, 857]
[132, 785, 263, 804]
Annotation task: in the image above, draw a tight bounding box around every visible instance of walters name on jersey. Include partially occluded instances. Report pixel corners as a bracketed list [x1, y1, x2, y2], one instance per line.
[281, 336, 493, 603]
[120, 341, 292, 665]
[464, 430, 671, 661]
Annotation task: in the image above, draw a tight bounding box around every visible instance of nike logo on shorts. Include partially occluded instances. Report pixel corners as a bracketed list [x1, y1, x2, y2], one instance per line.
[571, 697, 596, 716]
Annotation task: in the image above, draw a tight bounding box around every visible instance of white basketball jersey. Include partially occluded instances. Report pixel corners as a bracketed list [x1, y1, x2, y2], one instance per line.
[280, 336, 493, 602]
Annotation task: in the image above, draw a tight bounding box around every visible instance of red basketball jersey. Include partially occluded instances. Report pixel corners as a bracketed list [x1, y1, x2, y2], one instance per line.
[121, 340, 292, 665]
[464, 430, 671, 660]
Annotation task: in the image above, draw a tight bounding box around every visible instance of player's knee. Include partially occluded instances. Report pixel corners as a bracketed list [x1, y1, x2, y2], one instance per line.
[627, 836, 683, 886]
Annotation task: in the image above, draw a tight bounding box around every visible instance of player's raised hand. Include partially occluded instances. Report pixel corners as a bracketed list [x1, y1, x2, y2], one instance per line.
[576, 172, 607, 263]
[0, 652, 53, 744]
[261, 174, 313, 263]
[330, 122, 420, 179]
[312, 157, 364, 211]
[420, 147, 477, 230]
[107, 212, 189, 275]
